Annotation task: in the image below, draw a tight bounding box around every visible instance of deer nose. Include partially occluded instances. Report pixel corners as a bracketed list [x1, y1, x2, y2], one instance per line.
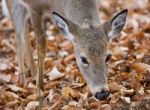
[95, 90, 110, 100]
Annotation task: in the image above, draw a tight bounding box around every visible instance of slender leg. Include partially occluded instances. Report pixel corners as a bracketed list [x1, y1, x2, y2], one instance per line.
[30, 13, 47, 109]
[15, 32, 25, 84]
[11, 3, 28, 85]
[31, 13, 46, 91]
[24, 22, 36, 77]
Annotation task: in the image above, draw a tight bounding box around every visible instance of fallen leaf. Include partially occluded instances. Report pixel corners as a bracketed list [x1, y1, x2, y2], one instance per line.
[121, 96, 131, 104]
[6, 100, 19, 108]
[0, 59, 13, 71]
[109, 60, 125, 68]
[47, 67, 65, 80]
[25, 101, 39, 110]
[137, 86, 145, 95]
[61, 105, 77, 110]
[59, 51, 69, 57]
[44, 57, 53, 70]
[121, 89, 135, 96]
[132, 62, 150, 73]
[48, 98, 62, 110]
[0, 74, 11, 82]
[64, 54, 75, 65]
[6, 91, 19, 99]
[89, 100, 101, 109]
[47, 89, 54, 103]
[26, 94, 38, 101]
[61, 86, 80, 99]
[110, 92, 120, 104]
[109, 82, 121, 93]
[59, 40, 73, 51]
[7, 84, 28, 93]
[100, 104, 112, 110]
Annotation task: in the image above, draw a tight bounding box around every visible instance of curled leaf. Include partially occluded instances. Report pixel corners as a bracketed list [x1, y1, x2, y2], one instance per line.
[132, 62, 150, 73]
[109, 82, 121, 93]
[121, 89, 134, 96]
[62, 86, 80, 99]
[47, 67, 65, 80]
[25, 101, 39, 110]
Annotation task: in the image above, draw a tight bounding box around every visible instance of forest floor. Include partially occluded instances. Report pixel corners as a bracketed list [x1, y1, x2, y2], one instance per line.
[0, 0, 150, 110]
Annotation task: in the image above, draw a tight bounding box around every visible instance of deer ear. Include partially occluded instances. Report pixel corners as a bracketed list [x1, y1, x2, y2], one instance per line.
[52, 12, 74, 41]
[104, 9, 128, 39]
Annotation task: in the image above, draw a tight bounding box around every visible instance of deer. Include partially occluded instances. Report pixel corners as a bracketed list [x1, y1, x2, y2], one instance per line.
[2, 0, 128, 100]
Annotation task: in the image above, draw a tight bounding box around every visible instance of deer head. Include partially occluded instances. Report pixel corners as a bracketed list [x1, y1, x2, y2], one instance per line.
[53, 9, 128, 100]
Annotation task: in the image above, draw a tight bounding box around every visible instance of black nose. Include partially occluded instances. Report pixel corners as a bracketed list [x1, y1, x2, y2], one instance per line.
[95, 91, 110, 100]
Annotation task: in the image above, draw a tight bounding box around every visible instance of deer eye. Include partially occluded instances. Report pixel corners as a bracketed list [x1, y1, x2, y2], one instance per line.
[105, 54, 111, 63]
[80, 56, 89, 66]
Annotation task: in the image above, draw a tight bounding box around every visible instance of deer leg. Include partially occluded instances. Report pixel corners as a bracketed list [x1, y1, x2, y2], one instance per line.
[36, 35, 46, 91]
[11, 4, 28, 85]
[24, 22, 36, 77]
[15, 31, 26, 84]
[30, 13, 46, 108]
[31, 13, 46, 91]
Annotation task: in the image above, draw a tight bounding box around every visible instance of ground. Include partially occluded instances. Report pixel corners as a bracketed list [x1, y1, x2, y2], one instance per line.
[0, 0, 150, 110]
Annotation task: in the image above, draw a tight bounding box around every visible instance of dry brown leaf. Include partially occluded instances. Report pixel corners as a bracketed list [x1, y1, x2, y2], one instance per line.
[61, 86, 80, 99]
[110, 92, 120, 104]
[146, 90, 150, 94]
[45, 81, 60, 89]
[6, 91, 19, 99]
[59, 51, 69, 57]
[71, 82, 85, 89]
[26, 94, 38, 101]
[61, 101, 82, 110]
[48, 98, 62, 110]
[47, 67, 65, 80]
[28, 83, 38, 89]
[120, 96, 131, 104]
[47, 89, 54, 103]
[89, 100, 101, 109]
[109, 82, 121, 93]
[109, 60, 125, 68]
[64, 54, 75, 65]
[61, 105, 77, 110]
[59, 40, 73, 51]
[44, 57, 53, 70]
[79, 92, 89, 100]
[110, 46, 128, 56]
[25, 101, 39, 110]
[6, 100, 19, 108]
[100, 104, 112, 110]
[7, 84, 28, 93]
[0, 74, 11, 82]
[137, 86, 145, 95]
[1, 39, 16, 52]
[121, 89, 134, 96]
[131, 62, 150, 73]
[0, 59, 13, 71]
